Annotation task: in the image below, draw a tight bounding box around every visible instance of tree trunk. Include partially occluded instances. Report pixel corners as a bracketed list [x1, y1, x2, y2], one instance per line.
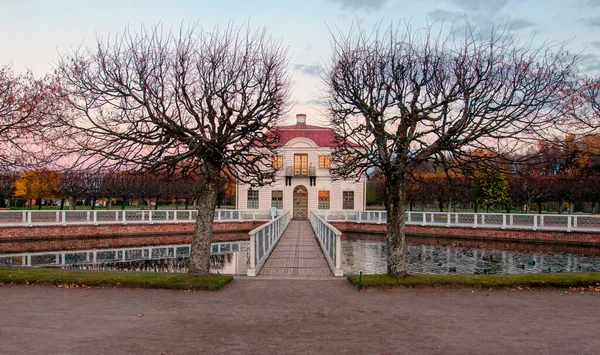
[91, 198, 97, 210]
[558, 199, 564, 214]
[37, 198, 42, 210]
[155, 196, 159, 210]
[385, 177, 407, 277]
[68, 196, 76, 210]
[474, 202, 478, 213]
[59, 198, 65, 210]
[185, 198, 190, 210]
[537, 201, 542, 214]
[121, 197, 126, 210]
[188, 165, 220, 275]
[409, 199, 414, 211]
[438, 199, 443, 212]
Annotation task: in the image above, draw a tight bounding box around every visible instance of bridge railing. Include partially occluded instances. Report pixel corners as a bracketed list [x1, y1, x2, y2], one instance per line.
[314, 211, 600, 232]
[309, 212, 343, 277]
[247, 210, 292, 276]
[0, 209, 274, 227]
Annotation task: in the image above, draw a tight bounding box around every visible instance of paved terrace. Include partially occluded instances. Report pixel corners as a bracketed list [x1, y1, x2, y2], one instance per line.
[258, 220, 333, 279]
[1, 281, 598, 354]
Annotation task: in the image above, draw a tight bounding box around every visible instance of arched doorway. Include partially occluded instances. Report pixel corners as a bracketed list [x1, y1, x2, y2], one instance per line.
[293, 185, 308, 219]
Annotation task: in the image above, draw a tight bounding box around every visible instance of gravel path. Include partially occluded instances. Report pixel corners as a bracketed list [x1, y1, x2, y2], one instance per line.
[0, 280, 598, 354]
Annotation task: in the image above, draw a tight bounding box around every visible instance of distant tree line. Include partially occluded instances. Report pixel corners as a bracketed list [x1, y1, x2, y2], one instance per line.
[0, 170, 236, 210]
[366, 135, 600, 214]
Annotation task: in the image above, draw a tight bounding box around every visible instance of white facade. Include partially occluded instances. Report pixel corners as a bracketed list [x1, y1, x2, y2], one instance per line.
[236, 116, 366, 218]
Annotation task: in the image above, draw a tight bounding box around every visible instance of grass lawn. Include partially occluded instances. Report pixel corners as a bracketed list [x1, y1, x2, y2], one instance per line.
[0, 267, 232, 291]
[348, 272, 600, 290]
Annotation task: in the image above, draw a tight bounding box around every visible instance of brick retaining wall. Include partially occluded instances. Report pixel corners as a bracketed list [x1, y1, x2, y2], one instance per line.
[332, 222, 600, 246]
[2, 220, 600, 254]
[0, 222, 260, 253]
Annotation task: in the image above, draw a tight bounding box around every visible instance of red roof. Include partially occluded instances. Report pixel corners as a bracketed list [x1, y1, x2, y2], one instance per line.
[276, 124, 338, 147]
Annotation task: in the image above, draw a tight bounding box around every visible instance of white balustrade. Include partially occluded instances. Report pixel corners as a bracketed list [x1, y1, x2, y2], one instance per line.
[309, 212, 343, 277]
[247, 211, 292, 277]
[0, 209, 274, 227]
[312, 211, 600, 233]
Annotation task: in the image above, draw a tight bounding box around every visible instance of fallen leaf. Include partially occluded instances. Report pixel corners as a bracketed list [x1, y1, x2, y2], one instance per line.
[136, 314, 144, 318]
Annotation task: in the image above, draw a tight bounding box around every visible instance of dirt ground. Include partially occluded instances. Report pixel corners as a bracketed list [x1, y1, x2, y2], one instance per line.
[1, 279, 599, 355]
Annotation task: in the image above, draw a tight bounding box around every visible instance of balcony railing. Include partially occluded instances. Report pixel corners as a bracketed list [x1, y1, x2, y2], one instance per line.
[285, 165, 316, 177]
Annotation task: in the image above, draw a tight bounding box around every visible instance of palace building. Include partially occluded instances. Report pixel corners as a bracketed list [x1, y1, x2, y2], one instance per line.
[236, 114, 366, 219]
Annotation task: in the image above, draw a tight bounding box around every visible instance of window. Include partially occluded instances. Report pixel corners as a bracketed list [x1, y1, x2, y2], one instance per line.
[318, 190, 330, 209]
[271, 190, 283, 209]
[318, 155, 331, 169]
[343, 191, 354, 210]
[294, 154, 308, 175]
[247, 190, 259, 209]
[272, 155, 283, 169]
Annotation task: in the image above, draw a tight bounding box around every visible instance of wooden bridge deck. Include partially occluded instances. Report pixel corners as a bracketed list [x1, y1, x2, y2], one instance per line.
[258, 220, 334, 279]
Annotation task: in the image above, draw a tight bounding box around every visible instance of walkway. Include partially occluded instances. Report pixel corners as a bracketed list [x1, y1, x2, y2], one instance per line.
[258, 220, 333, 279]
[1, 282, 599, 354]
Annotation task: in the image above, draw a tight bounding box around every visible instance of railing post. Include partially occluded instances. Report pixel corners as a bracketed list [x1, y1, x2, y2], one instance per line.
[455, 213, 459, 225]
[481, 214, 486, 226]
[122, 210, 127, 224]
[56, 211, 60, 223]
[174, 210, 178, 222]
[510, 214, 514, 228]
[567, 215, 572, 232]
[27, 211, 32, 227]
[533, 215, 537, 231]
[247, 233, 257, 276]
[334, 233, 342, 276]
[421, 212, 425, 226]
[501, 215, 506, 229]
[62, 210, 66, 226]
[574, 216, 578, 229]
[93, 210, 98, 225]
[540, 215, 544, 227]
[149, 210, 153, 224]
[87, 211, 91, 222]
[473, 213, 477, 228]
[446, 213, 450, 227]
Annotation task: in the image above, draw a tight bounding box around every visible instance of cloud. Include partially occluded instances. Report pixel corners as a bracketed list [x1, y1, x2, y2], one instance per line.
[590, 40, 600, 50]
[585, 0, 600, 8]
[450, 0, 510, 12]
[301, 99, 326, 106]
[508, 18, 535, 30]
[581, 17, 600, 27]
[428, 9, 465, 22]
[579, 53, 600, 72]
[327, 0, 388, 12]
[294, 63, 320, 77]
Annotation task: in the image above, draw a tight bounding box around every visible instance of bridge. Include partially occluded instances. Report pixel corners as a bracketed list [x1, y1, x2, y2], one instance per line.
[247, 211, 343, 278]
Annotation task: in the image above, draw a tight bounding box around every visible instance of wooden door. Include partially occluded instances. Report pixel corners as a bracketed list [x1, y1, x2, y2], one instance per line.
[293, 185, 308, 219]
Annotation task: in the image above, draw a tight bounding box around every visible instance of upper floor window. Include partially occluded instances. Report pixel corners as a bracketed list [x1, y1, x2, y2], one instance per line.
[247, 190, 259, 209]
[343, 191, 354, 210]
[271, 190, 283, 209]
[318, 190, 330, 209]
[272, 155, 283, 169]
[294, 154, 308, 175]
[318, 155, 331, 169]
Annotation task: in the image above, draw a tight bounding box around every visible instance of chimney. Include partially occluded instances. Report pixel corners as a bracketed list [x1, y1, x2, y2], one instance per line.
[296, 113, 307, 125]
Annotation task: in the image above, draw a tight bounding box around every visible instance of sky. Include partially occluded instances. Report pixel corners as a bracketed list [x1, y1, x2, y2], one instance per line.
[1, 0, 599, 125]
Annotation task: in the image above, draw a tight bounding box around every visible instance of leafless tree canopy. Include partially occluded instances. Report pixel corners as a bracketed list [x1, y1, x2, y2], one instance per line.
[58, 23, 290, 185]
[0, 66, 65, 171]
[57, 23, 290, 275]
[323, 22, 578, 276]
[324, 23, 576, 180]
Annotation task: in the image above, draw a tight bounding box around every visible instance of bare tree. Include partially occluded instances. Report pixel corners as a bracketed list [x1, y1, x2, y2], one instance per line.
[58, 23, 290, 275]
[0, 65, 66, 171]
[323, 22, 577, 276]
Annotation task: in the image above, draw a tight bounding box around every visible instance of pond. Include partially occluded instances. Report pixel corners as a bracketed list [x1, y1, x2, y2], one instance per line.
[3, 234, 600, 275]
[342, 234, 600, 275]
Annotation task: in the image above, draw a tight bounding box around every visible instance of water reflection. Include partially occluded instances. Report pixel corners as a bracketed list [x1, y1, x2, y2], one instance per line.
[65, 252, 249, 275]
[342, 236, 600, 275]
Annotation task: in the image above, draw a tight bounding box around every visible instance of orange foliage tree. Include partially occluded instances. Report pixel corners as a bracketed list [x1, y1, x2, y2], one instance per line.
[13, 169, 61, 209]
